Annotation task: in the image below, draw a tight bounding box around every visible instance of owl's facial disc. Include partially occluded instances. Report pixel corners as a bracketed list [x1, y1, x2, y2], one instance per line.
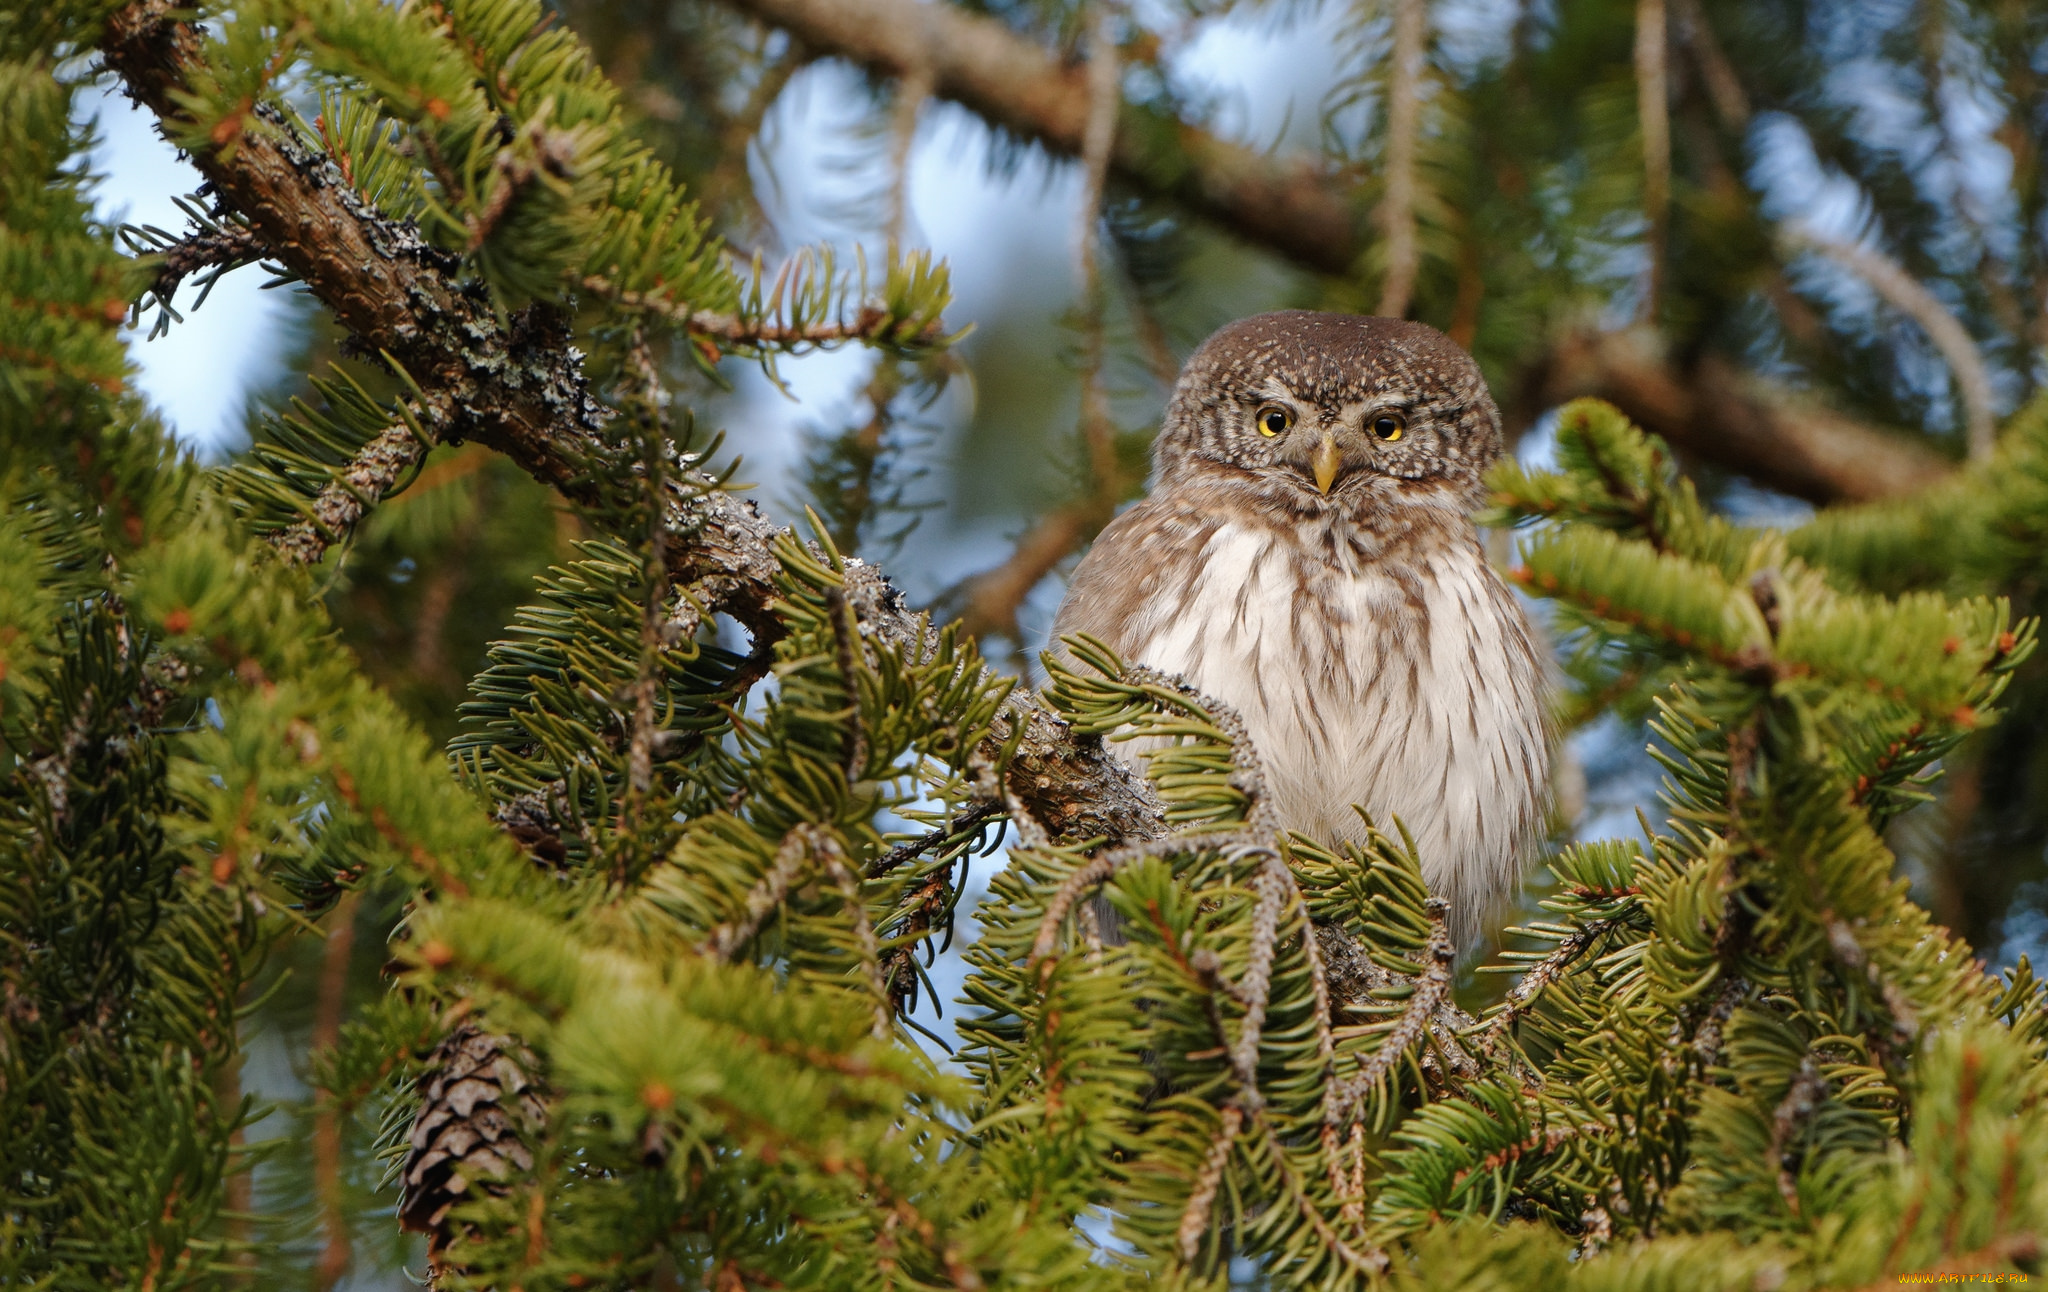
[1253, 397, 1407, 495]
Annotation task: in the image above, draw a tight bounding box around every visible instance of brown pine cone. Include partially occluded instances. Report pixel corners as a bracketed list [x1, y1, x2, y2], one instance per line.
[398, 1022, 548, 1246]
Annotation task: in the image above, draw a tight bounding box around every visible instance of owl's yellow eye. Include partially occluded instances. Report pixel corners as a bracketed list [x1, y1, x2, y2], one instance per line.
[1371, 413, 1406, 442]
[1257, 407, 1292, 437]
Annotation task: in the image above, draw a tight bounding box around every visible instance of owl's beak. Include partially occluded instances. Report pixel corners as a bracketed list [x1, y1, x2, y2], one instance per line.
[1311, 433, 1343, 494]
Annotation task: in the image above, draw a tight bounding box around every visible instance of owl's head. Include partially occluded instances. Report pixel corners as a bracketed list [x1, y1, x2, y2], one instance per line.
[1154, 311, 1503, 511]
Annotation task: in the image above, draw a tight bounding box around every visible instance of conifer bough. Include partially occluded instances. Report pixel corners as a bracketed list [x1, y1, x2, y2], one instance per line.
[97, 0, 1164, 847]
[3, 0, 2048, 1288]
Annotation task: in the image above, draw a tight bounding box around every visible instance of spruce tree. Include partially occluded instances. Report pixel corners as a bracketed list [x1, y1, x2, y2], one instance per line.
[4, 1, 2048, 1289]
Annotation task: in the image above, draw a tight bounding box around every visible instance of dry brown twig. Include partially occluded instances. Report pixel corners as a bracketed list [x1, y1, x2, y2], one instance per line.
[1779, 222, 1999, 461]
[1634, 0, 1671, 321]
[1375, 0, 1426, 320]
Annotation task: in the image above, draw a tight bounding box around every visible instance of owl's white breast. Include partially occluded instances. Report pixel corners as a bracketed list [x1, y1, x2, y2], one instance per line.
[1115, 518, 1548, 937]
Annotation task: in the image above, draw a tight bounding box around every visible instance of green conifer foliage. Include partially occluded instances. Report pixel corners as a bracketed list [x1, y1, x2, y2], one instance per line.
[6, 0, 2048, 1288]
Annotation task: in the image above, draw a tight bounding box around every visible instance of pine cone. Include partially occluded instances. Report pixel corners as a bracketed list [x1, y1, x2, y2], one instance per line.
[398, 1022, 547, 1246]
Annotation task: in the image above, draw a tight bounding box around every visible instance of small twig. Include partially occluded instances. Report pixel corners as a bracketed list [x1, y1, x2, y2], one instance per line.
[1779, 221, 1999, 460]
[885, 64, 932, 246]
[1826, 918, 1921, 1039]
[706, 827, 817, 959]
[702, 44, 810, 213]
[952, 503, 1104, 641]
[1028, 828, 1274, 964]
[1176, 1104, 1243, 1264]
[1298, 885, 1338, 1076]
[867, 802, 1001, 879]
[1634, 0, 1670, 321]
[1230, 854, 1286, 1095]
[26, 684, 96, 825]
[822, 843, 894, 1039]
[271, 421, 432, 566]
[1478, 917, 1617, 1057]
[1075, 895, 1105, 959]
[1671, 0, 1749, 129]
[823, 585, 869, 779]
[1077, 6, 1119, 281]
[1690, 973, 1749, 1070]
[1325, 900, 1455, 1127]
[621, 332, 671, 846]
[1374, 0, 1426, 320]
[137, 221, 268, 310]
[580, 275, 942, 352]
[1253, 1107, 1391, 1275]
[1766, 1056, 1827, 1216]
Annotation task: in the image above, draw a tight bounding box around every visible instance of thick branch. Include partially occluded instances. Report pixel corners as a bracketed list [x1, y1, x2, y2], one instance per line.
[1533, 330, 1953, 503]
[709, 0, 1361, 277]
[99, 0, 1164, 853]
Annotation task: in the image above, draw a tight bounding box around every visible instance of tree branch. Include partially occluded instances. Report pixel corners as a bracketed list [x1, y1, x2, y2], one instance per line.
[711, 0, 1950, 507]
[707, 0, 1361, 276]
[583, 274, 946, 352]
[1672, 0, 1749, 130]
[1375, 0, 1425, 319]
[1532, 329, 1954, 502]
[138, 220, 266, 304]
[271, 423, 430, 566]
[952, 502, 1107, 641]
[99, 0, 1165, 855]
[1634, 0, 1670, 320]
[1779, 221, 1999, 461]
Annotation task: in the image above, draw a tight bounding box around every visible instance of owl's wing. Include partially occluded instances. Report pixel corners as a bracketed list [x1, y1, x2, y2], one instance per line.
[1047, 497, 1204, 668]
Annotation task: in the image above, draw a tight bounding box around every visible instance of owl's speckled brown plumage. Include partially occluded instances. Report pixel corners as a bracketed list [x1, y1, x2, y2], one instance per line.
[1052, 311, 1548, 943]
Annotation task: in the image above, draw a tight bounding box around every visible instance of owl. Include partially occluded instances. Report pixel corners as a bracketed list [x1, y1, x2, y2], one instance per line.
[1051, 311, 1549, 944]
